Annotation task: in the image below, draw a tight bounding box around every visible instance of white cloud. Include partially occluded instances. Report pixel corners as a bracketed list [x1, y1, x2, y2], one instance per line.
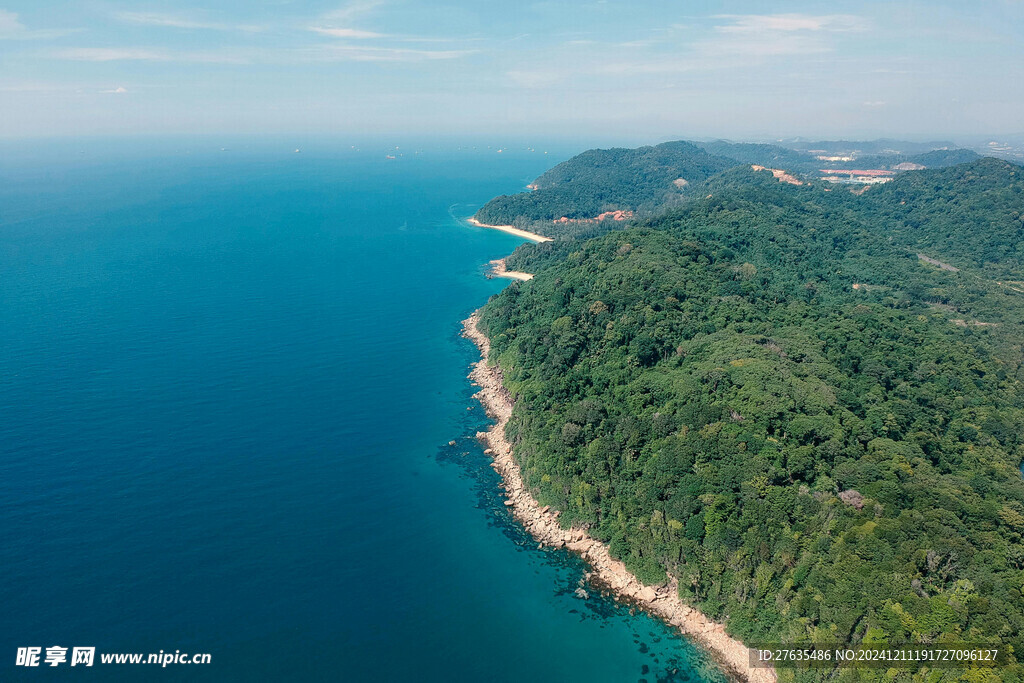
[0, 9, 78, 39]
[54, 48, 166, 61]
[513, 12, 873, 86]
[50, 47, 251, 64]
[506, 69, 563, 88]
[115, 12, 220, 30]
[616, 39, 660, 48]
[114, 11, 264, 32]
[687, 13, 869, 59]
[310, 26, 386, 39]
[0, 8, 25, 34]
[307, 44, 475, 62]
[309, 1, 392, 40]
[321, 1, 386, 24]
[49, 43, 470, 66]
[713, 14, 867, 34]
[101, 86, 128, 94]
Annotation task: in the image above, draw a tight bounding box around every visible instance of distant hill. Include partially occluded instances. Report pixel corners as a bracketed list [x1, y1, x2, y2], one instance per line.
[856, 156, 1024, 276]
[474, 141, 735, 229]
[474, 139, 996, 240]
[695, 140, 980, 172]
[780, 138, 959, 155]
[909, 148, 981, 167]
[692, 140, 819, 172]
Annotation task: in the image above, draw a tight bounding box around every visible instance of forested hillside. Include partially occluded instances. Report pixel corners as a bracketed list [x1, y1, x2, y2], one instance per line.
[855, 158, 1024, 277]
[475, 140, 982, 239]
[694, 141, 820, 173]
[474, 141, 734, 228]
[479, 158, 1024, 682]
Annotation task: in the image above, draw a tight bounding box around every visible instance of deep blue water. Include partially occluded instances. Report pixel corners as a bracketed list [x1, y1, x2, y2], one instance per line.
[0, 140, 724, 682]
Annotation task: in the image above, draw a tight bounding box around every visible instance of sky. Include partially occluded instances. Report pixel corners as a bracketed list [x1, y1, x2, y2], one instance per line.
[0, 0, 1022, 141]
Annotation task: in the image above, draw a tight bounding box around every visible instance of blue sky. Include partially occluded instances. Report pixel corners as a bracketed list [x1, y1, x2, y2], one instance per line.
[0, 1, 1021, 140]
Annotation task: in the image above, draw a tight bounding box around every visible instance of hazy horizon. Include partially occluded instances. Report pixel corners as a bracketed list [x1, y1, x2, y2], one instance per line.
[1, 1, 1022, 141]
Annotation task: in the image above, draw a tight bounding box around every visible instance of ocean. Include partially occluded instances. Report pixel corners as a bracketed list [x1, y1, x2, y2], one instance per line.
[0, 139, 724, 682]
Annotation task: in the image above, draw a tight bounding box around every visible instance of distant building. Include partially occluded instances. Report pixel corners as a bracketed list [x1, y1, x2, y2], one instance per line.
[819, 169, 895, 185]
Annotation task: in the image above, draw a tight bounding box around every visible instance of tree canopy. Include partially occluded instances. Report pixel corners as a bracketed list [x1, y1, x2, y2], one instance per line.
[479, 156, 1024, 682]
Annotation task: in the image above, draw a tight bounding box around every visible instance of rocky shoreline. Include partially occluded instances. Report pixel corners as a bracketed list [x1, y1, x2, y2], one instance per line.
[463, 312, 776, 683]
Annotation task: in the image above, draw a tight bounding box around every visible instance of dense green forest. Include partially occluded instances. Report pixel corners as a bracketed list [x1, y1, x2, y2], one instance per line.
[855, 158, 1024, 278]
[828, 149, 982, 173]
[474, 141, 735, 227]
[478, 156, 1024, 682]
[475, 140, 982, 236]
[693, 141, 820, 172]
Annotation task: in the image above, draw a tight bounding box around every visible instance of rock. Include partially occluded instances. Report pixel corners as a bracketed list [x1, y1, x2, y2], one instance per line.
[483, 448, 493, 455]
[448, 440, 457, 446]
[540, 505, 550, 514]
[574, 587, 590, 600]
[503, 500, 514, 506]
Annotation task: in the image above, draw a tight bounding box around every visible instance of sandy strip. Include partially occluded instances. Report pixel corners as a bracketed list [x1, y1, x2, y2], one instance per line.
[463, 312, 776, 683]
[488, 258, 533, 281]
[466, 217, 552, 243]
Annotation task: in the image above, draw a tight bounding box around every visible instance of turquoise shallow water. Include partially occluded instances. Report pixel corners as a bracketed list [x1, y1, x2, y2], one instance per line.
[0, 140, 724, 682]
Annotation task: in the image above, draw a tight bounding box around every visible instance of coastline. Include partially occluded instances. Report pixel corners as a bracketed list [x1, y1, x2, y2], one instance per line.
[466, 217, 553, 243]
[487, 258, 533, 281]
[463, 312, 776, 683]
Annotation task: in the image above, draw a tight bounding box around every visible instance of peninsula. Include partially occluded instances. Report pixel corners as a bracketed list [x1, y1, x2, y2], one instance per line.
[466, 140, 1024, 682]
